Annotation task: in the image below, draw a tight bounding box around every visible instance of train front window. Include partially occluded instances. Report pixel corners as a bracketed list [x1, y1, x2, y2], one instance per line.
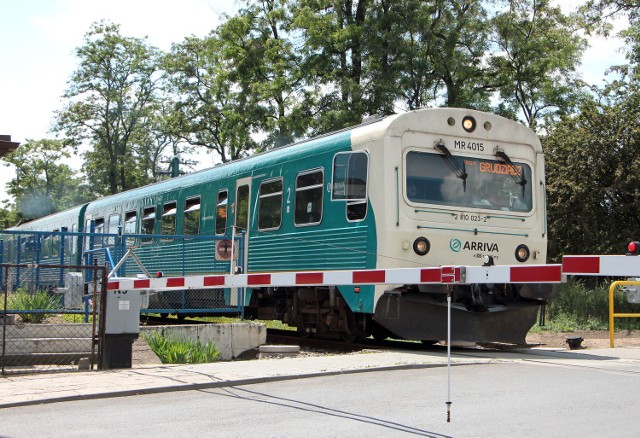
[405, 151, 532, 212]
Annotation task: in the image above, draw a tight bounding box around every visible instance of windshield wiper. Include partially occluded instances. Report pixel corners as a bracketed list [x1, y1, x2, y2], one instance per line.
[494, 147, 527, 195]
[434, 141, 467, 192]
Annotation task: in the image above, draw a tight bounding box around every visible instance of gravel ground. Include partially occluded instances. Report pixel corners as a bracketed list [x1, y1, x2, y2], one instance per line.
[132, 330, 640, 366]
[526, 329, 640, 349]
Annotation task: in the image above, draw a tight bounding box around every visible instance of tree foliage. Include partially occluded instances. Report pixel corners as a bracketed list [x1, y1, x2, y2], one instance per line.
[492, 0, 587, 129]
[544, 76, 640, 259]
[2, 139, 91, 220]
[55, 21, 163, 195]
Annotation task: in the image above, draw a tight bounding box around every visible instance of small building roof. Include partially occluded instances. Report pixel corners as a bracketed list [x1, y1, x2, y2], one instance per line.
[0, 135, 19, 157]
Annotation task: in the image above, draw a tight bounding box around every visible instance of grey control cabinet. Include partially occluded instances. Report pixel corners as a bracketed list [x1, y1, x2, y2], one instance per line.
[102, 290, 142, 369]
[105, 290, 142, 334]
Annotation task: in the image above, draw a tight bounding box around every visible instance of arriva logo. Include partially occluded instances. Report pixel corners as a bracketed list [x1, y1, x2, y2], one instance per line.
[450, 238, 462, 252]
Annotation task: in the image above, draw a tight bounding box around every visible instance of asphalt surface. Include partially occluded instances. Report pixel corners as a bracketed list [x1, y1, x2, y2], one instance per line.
[2, 345, 640, 410]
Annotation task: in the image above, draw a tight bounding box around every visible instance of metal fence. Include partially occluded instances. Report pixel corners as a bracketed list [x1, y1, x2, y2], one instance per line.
[1, 263, 105, 375]
[0, 230, 246, 317]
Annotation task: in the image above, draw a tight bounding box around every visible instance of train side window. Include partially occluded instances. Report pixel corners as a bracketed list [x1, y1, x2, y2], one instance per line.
[183, 197, 201, 235]
[161, 202, 177, 236]
[70, 224, 77, 255]
[94, 217, 105, 247]
[141, 207, 155, 243]
[108, 214, 120, 234]
[332, 151, 368, 221]
[258, 178, 283, 230]
[124, 211, 137, 234]
[95, 217, 105, 234]
[331, 151, 369, 202]
[236, 185, 250, 232]
[51, 229, 60, 257]
[295, 169, 323, 226]
[216, 191, 228, 235]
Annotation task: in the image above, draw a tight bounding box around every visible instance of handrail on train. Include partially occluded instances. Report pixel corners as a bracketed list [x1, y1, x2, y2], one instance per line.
[608, 280, 640, 348]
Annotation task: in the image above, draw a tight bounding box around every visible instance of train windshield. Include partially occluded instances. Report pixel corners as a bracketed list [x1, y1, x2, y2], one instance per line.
[406, 151, 532, 212]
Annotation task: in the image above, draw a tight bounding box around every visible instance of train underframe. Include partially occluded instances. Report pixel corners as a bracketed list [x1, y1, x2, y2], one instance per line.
[247, 282, 555, 345]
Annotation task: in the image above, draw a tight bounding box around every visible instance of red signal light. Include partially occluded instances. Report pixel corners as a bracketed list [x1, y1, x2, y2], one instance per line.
[628, 242, 640, 255]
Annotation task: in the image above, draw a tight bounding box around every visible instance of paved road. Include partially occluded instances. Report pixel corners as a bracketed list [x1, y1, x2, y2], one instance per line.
[2, 352, 639, 437]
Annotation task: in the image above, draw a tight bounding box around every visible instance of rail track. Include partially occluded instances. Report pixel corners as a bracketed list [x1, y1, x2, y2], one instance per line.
[139, 315, 537, 353]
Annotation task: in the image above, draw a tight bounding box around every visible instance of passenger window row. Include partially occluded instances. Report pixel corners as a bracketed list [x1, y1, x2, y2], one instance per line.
[79, 159, 368, 238]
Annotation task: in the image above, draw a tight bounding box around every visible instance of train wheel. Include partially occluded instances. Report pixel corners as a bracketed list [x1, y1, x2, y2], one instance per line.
[297, 326, 312, 339]
[340, 311, 364, 343]
[370, 321, 392, 341]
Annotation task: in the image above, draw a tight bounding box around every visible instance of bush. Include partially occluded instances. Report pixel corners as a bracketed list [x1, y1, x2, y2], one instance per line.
[142, 331, 221, 364]
[7, 289, 62, 323]
[540, 279, 640, 331]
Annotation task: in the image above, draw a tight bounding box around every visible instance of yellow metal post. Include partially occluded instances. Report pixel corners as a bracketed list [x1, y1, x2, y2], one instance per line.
[608, 280, 640, 348]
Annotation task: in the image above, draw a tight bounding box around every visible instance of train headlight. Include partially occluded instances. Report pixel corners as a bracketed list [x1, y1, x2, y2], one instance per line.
[413, 237, 430, 256]
[462, 116, 476, 133]
[515, 244, 530, 263]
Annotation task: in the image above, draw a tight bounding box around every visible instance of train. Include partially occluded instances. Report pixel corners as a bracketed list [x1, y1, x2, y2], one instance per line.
[7, 108, 554, 344]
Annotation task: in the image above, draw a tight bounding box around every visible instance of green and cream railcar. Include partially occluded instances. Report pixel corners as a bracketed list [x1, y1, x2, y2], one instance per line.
[10, 108, 551, 343]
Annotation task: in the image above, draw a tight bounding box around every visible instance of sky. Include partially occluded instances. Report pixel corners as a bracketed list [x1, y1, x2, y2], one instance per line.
[0, 0, 630, 203]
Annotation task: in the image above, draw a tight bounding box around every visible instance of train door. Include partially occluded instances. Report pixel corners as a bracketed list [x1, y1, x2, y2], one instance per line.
[234, 177, 252, 271]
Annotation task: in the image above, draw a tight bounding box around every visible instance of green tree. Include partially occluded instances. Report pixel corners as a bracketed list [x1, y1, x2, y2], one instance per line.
[2, 139, 91, 220]
[544, 78, 640, 259]
[492, 0, 587, 130]
[164, 34, 260, 163]
[0, 204, 19, 229]
[292, 0, 375, 132]
[55, 21, 163, 195]
[218, 1, 310, 149]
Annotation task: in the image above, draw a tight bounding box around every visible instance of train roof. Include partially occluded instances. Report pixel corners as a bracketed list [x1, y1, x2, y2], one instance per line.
[85, 128, 354, 211]
[8, 108, 540, 227]
[351, 107, 542, 152]
[9, 203, 89, 231]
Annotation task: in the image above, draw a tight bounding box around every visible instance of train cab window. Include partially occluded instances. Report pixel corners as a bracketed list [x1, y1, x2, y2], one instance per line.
[183, 197, 201, 235]
[258, 178, 283, 230]
[108, 214, 120, 235]
[236, 185, 250, 232]
[161, 202, 177, 236]
[295, 169, 324, 226]
[405, 151, 533, 212]
[215, 191, 228, 235]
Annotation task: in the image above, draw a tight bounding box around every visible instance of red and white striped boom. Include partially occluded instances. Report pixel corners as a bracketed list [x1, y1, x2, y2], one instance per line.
[105, 255, 640, 292]
[107, 264, 566, 292]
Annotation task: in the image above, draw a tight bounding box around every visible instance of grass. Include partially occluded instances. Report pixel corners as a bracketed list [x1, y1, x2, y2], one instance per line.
[142, 331, 221, 364]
